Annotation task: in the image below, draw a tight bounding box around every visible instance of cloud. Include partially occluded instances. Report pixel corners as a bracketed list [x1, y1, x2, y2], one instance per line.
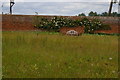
[2, 0, 112, 2]
[2, 0, 24, 2]
[0, 2, 2, 14]
[2, 2, 118, 15]
[3, 2, 9, 7]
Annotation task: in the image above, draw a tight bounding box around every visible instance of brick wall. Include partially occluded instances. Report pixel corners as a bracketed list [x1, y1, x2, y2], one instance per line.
[2, 15, 35, 31]
[2, 15, 119, 33]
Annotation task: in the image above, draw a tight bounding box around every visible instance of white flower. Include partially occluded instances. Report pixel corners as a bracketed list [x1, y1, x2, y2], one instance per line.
[55, 22, 58, 26]
[109, 57, 112, 60]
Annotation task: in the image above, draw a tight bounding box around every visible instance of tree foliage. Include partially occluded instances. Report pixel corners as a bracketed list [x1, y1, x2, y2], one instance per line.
[87, 11, 120, 17]
[78, 13, 86, 16]
[88, 11, 98, 16]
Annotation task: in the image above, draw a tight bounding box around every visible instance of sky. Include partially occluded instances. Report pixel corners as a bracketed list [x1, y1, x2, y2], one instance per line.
[0, 0, 115, 2]
[1, 0, 119, 16]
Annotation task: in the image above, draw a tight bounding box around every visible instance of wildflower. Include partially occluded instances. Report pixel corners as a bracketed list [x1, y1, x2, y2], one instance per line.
[109, 57, 112, 60]
[31, 64, 39, 70]
[55, 22, 58, 26]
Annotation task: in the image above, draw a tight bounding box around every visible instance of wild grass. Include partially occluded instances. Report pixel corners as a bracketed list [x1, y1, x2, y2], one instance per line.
[2, 31, 118, 78]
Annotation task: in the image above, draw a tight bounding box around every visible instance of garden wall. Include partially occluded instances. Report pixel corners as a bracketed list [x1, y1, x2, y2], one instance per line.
[2, 15, 119, 33]
[2, 15, 35, 31]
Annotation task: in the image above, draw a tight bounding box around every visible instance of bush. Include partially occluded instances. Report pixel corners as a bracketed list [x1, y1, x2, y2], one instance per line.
[33, 16, 111, 33]
[80, 18, 111, 33]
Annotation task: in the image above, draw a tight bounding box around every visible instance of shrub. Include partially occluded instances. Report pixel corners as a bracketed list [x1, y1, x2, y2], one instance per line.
[80, 18, 111, 33]
[33, 16, 111, 33]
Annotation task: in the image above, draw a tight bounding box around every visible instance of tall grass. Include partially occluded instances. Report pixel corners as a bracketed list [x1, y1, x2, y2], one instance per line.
[2, 31, 118, 78]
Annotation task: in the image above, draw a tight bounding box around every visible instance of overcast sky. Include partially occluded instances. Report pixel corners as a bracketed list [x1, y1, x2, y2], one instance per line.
[1, 0, 119, 16]
[1, 0, 115, 2]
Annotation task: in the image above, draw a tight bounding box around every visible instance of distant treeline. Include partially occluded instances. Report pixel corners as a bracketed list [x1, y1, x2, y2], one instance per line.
[78, 11, 120, 17]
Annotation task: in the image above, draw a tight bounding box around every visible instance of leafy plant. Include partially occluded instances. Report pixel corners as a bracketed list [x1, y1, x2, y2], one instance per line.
[33, 16, 111, 33]
[80, 18, 111, 33]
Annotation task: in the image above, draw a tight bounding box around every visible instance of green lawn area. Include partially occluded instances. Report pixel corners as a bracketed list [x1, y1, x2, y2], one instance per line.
[2, 31, 118, 78]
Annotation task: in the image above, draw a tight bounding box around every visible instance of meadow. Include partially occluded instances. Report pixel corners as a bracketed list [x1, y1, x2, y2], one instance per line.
[2, 31, 118, 78]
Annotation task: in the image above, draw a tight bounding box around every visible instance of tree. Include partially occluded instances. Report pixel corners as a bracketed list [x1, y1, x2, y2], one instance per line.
[88, 11, 98, 16]
[117, 14, 120, 17]
[100, 12, 119, 17]
[78, 13, 86, 16]
[101, 12, 108, 16]
[111, 12, 118, 17]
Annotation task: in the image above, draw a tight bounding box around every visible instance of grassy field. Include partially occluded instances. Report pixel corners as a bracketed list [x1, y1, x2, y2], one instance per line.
[2, 31, 118, 78]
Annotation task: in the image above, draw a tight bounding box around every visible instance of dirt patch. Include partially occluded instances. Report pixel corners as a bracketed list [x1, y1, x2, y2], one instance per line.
[2, 21, 37, 31]
[94, 24, 119, 34]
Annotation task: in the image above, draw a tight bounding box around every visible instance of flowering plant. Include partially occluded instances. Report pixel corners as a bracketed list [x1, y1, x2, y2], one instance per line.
[34, 16, 111, 33]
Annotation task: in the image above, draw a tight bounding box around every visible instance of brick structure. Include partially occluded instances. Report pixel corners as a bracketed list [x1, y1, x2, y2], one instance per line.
[2, 14, 119, 33]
